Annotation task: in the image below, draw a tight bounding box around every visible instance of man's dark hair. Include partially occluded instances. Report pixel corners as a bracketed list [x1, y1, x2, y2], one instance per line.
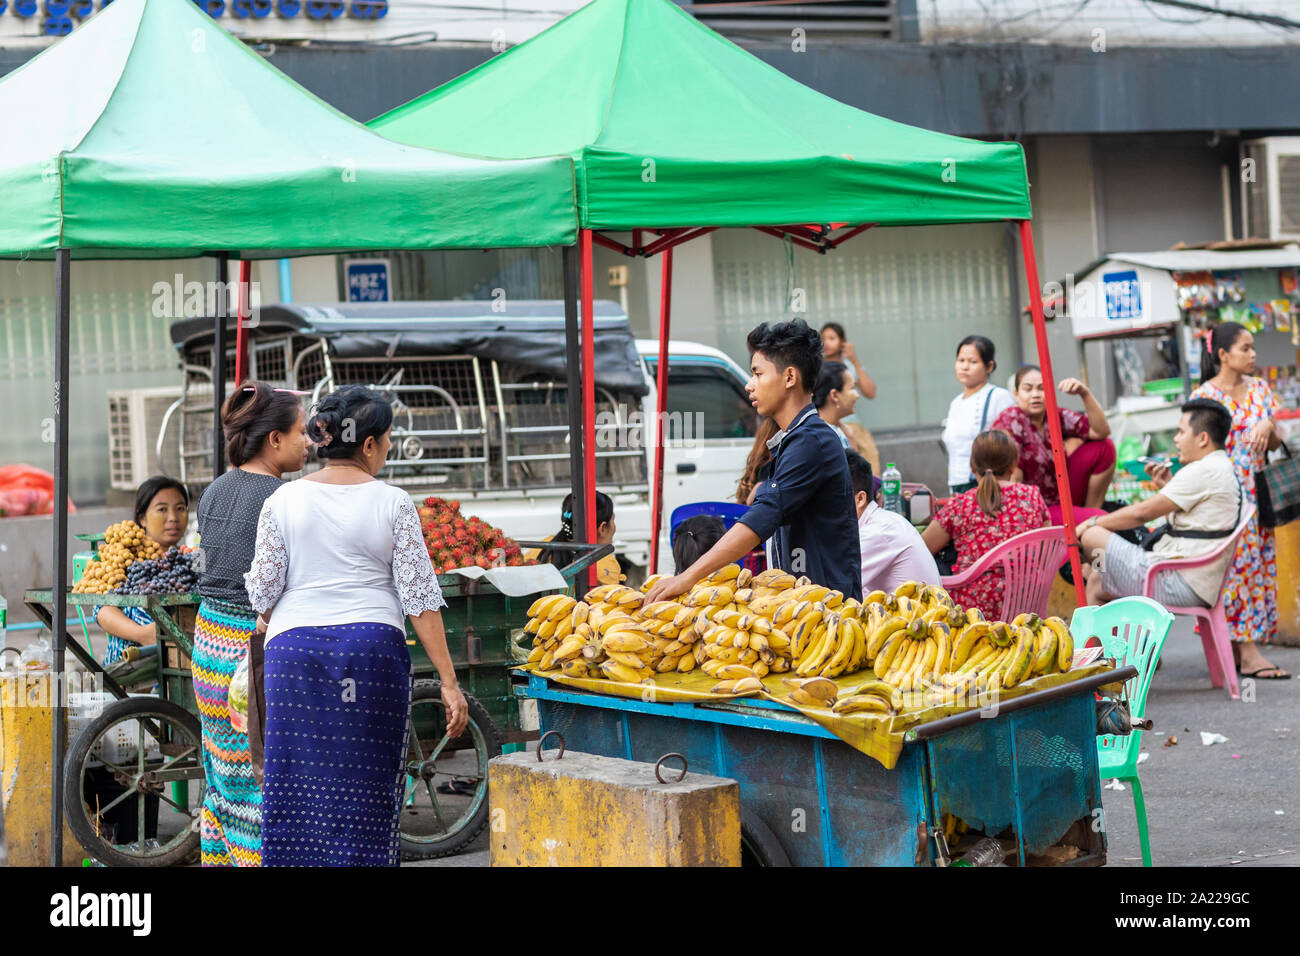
[747, 318, 823, 395]
[1181, 398, 1231, 449]
[845, 449, 873, 499]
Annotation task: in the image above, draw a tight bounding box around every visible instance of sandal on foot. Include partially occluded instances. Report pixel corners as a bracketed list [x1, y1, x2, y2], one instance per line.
[1240, 666, 1291, 680]
[435, 778, 478, 795]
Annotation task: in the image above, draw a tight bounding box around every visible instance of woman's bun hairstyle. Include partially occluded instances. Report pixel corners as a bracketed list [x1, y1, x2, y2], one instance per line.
[221, 381, 302, 467]
[308, 384, 394, 461]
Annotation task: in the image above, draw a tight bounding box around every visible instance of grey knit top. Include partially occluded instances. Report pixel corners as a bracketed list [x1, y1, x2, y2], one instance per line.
[197, 468, 285, 610]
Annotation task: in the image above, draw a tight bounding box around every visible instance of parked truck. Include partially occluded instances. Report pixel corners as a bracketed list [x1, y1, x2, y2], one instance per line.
[152, 300, 758, 578]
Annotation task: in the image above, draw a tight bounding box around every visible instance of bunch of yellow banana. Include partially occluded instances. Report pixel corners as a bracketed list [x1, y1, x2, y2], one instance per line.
[523, 594, 603, 678]
[686, 566, 804, 692]
[774, 676, 839, 708]
[524, 584, 658, 680]
[789, 597, 873, 679]
[831, 679, 903, 717]
[944, 613, 1075, 692]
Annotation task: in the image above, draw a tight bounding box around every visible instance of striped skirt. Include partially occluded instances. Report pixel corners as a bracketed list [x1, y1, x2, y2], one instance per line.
[192, 598, 263, 867]
[262, 622, 413, 867]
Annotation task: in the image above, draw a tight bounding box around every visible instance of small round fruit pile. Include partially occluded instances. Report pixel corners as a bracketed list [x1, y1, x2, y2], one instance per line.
[113, 546, 200, 596]
[419, 496, 533, 573]
[72, 521, 164, 593]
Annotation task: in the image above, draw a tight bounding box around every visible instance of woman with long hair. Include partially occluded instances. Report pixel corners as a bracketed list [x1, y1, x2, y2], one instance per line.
[1191, 321, 1288, 679]
[736, 417, 779, 506]
[941, 335, 1015, 495]
[990, 364, 1115, 521]
[922, 429, 1050, 618]
[193, 381, 310, 867]
[246, 385, 467, 865]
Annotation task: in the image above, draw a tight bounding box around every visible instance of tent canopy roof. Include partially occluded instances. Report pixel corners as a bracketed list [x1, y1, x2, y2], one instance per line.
[371, 0, 1031, 231]
[0, 0, 577, 260]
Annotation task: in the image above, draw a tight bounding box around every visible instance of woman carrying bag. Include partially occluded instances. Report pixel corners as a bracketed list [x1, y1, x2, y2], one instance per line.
[246, 385, 468, 866]
[193, 382, 310, 867]
[1191, 322, 1289, 679]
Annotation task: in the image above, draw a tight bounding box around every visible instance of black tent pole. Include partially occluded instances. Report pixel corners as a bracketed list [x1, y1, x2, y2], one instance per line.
[562, 245, 588, 569]
[50, 248, 71, 866]
[213, 254, 229, 477]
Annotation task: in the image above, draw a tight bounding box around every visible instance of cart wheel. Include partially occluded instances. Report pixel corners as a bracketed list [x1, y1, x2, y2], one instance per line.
[63, 696, 205, 868]
[400, 680, 501, 861]
[740, 809, 791, 867]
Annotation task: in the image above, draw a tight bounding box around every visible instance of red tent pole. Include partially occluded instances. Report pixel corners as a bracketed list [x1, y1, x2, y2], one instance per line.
[1018, 220, 1087, 608]
[234, 260, 251, 384]
[581, 229, 598, 588]
[650, 247, 673, 574]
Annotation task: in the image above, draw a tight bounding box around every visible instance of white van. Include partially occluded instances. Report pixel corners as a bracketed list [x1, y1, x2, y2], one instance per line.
[162, 301, 757, 579]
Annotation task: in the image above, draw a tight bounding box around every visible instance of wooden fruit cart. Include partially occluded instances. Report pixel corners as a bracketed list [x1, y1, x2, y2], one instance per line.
[513, 664, 1135, 867]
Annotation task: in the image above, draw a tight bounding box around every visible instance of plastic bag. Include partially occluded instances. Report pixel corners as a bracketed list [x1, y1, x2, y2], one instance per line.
[18, 636, 53, 671]
[228, 654, 250, 733]
[0, 465, 76, 517]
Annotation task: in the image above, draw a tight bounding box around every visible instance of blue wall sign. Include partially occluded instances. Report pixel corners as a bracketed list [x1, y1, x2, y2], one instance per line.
[1102, 269, 1143, 321]
[346, 260, 391, 302]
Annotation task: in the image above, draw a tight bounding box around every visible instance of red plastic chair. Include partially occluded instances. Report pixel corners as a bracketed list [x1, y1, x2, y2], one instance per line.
[1140, 502, 1255, 701]
[940, 526, 1069, 622]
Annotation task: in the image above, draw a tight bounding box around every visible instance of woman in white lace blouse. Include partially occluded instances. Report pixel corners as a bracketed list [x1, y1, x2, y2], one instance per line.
[245, 385, 467, 867]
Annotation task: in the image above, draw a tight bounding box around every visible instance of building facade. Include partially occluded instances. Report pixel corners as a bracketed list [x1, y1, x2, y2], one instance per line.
[2, 0, 1298, 497]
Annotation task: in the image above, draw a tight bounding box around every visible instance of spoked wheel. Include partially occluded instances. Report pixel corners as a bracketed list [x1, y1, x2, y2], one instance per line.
[63, 696, 205, 867]
[399, 680, 501, 860]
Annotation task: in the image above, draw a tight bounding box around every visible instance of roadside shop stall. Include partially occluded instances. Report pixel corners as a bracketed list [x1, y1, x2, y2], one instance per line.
[0, 0, 580, 865]
[1066, 245, 1300, 446]
[1064, 246, 1300, 642]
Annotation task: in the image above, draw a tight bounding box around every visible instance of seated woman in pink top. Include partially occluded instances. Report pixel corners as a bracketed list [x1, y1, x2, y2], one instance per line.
[921, 429, 1050, 619]
[990, 364, 1115, 523]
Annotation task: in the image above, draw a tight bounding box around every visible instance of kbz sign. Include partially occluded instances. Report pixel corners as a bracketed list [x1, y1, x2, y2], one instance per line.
[17, 0, 387, 37]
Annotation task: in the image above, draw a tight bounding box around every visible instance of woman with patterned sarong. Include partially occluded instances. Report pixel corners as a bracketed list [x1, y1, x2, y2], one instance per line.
[245, 385, 467, 867]
[193, 382, 310, 866]
[1191, 322, 1289, 680]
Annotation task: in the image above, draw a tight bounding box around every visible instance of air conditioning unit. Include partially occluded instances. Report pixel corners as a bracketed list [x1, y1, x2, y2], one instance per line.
[1241, 137, 1300, 241]
[107, 387, 184, 491]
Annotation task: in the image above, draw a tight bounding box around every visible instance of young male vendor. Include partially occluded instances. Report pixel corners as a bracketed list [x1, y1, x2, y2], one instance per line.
[644, 318, 862, 604]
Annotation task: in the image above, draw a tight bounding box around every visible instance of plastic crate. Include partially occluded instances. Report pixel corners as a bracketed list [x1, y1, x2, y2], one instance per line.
[67, 692, 161, 766]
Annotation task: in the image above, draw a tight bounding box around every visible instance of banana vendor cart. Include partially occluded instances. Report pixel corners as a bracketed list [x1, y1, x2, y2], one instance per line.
[24, 541, 608, 866]
[512, 663, 1135, 867]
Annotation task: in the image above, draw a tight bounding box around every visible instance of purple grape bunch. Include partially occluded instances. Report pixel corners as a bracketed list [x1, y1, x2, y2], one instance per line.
[113, 547, 200, 596]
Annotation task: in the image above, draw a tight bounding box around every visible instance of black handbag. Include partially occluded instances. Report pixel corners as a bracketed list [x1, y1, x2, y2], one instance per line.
[246, 630, 267, 788]
[1256, 442, 1300, 529]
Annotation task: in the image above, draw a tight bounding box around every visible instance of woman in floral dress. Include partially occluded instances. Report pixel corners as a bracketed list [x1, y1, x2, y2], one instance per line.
[1192, 322, 1288, 679]
[922, 429, 1051, 619]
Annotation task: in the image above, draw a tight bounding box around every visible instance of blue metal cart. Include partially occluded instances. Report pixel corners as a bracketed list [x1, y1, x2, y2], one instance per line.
[513, 665, 1135, 866]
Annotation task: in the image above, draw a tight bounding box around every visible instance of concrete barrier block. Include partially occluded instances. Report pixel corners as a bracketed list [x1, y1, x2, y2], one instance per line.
[489, 750, 740, 867]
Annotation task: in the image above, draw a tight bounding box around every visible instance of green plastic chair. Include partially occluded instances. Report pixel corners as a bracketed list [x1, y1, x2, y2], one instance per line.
[1071, 596, 1175, 867]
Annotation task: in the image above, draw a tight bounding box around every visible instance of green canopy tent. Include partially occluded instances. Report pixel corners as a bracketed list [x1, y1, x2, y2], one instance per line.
[369, 0, 1080, 599]
[0, 0, 577, 863]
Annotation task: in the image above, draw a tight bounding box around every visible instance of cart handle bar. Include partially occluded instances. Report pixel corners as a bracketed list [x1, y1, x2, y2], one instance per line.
[903, 665, 1139, 742]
